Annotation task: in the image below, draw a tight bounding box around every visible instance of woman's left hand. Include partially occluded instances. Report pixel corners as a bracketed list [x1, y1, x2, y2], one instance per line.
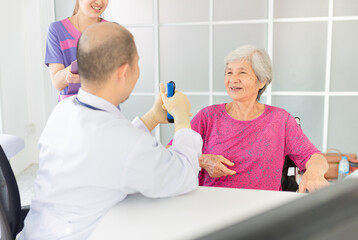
[298, 169, 329, 193]
[298, 154, 329, 193]
[199, 154, 236, 178]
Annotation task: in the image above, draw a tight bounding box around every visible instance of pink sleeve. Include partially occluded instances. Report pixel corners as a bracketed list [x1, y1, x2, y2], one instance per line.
[284, 114, 321, 171]
[190, 110, 207, 137]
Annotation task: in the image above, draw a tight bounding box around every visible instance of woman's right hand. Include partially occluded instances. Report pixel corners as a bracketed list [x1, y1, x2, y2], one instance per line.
[49, 63, 80, 91]
[199, 154, 236, 178]
[65, 65, 80, 83]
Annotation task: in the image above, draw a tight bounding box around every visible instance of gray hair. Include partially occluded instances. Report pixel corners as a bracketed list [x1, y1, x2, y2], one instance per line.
[224, 45, 272, 101]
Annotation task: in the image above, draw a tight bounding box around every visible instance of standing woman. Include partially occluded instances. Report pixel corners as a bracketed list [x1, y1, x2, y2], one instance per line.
[46, 0, 109, 101]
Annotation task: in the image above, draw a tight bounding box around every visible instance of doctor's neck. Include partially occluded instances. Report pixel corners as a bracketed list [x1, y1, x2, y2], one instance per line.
[81, 81, 123, 107]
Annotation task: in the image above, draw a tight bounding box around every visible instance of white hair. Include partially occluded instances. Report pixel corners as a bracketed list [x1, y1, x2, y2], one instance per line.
[224, 45, 272, 100]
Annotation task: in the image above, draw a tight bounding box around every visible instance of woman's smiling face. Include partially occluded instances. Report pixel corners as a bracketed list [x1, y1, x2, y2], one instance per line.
[224, 60, 265, 102]
[79, 0, 108, 18]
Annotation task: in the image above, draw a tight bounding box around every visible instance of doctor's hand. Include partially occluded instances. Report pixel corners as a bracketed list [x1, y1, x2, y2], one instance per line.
[152, 83, 170, 123]
[141, 83, 169, 132]
[199, 154, 236, 178]
[160, 85, 192, 132]
[65, 65, 80, 84]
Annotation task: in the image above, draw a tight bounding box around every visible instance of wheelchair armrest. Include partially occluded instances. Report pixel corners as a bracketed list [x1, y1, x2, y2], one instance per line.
[17, 205, 30, 234]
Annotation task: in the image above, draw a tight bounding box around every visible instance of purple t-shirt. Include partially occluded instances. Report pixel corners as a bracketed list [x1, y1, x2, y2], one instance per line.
[45, 18, 106, 96]
[190, 104, 321, 191]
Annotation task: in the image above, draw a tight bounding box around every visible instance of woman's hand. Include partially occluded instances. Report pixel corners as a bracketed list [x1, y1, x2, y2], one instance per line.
[65, 66, 80, 83]
[298, 154, 329, 193]
[199, 154, 236, 178]
[299, 169, 329, 193]
[49, 63, 80, 91]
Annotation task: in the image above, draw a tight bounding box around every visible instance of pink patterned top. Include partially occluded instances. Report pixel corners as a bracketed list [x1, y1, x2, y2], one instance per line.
[191, 104, 321, 191]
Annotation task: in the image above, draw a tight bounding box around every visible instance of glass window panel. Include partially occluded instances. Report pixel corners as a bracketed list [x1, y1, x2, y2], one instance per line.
[213, 95, 232, 105]
[160, 95, 209, 145]
[330, 21, 358, 91]
[213, 24, 267, 92]
[120, 96, 155, 122]
[259, 96, 267, 104]
[272, 22, 327, 91]
[159, 0, 209, 23]
[160, 124, 175, 146]
[55, 0, 76, 21]
[128, 27, 154, 93]
[160, 26, 209, 92]
[105, 0, 153, 25]
[213, 0, 267, 21]
[187, 95, 210, 117]
[328, 97, 358, 153]
[274, 0, 329, 18]
[333, 0, 358, 16]
[271, 96, 324, 151]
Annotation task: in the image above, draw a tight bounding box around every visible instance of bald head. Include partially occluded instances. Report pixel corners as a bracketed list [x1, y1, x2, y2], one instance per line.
[77, 22, 137, 85]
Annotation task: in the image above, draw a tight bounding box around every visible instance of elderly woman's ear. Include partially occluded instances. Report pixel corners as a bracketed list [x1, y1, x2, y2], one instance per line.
[258, 80, 266, 90]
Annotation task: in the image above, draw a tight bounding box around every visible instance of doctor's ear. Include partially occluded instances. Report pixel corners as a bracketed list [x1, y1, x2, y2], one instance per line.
[116, 63, 130, 81]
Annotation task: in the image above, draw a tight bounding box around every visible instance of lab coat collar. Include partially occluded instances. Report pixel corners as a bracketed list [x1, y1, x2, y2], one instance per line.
[77, 88, 122, 116]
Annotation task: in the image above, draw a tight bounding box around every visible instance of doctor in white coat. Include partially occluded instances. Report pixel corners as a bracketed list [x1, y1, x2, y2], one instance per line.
[20, 22, 203, 240]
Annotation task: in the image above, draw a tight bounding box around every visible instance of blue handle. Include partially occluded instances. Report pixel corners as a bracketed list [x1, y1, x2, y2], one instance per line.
[167, 81, 175, 123]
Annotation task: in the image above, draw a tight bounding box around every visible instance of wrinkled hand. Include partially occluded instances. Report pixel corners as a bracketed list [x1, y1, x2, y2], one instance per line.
[66, 65, 80, 83]
[199, 154, 236, 178]
[298, 169, 329, 193]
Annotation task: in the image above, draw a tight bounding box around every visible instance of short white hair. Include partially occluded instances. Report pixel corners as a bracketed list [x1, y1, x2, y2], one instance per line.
[224, 45, 272, 100]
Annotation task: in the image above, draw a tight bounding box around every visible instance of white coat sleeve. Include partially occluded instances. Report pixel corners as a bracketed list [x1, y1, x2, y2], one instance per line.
[120, 118, 203, 198]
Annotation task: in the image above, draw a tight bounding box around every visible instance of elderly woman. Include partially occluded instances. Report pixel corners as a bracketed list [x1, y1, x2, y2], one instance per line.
[175, 45, 329, 192]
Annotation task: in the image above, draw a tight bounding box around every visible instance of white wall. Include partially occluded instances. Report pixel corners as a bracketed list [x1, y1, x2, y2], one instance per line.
[55, 0, 76, 20]
[0, 0, 55, 175]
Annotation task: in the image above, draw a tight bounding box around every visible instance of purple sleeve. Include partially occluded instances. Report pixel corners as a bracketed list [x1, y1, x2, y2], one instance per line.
[167, 110, 206, 146]
[45, 23, 65, 66]
[284, 114, 321, 171]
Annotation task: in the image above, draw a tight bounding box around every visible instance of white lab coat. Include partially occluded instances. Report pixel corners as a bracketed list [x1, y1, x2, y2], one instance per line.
[20, 89, 202, 240]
